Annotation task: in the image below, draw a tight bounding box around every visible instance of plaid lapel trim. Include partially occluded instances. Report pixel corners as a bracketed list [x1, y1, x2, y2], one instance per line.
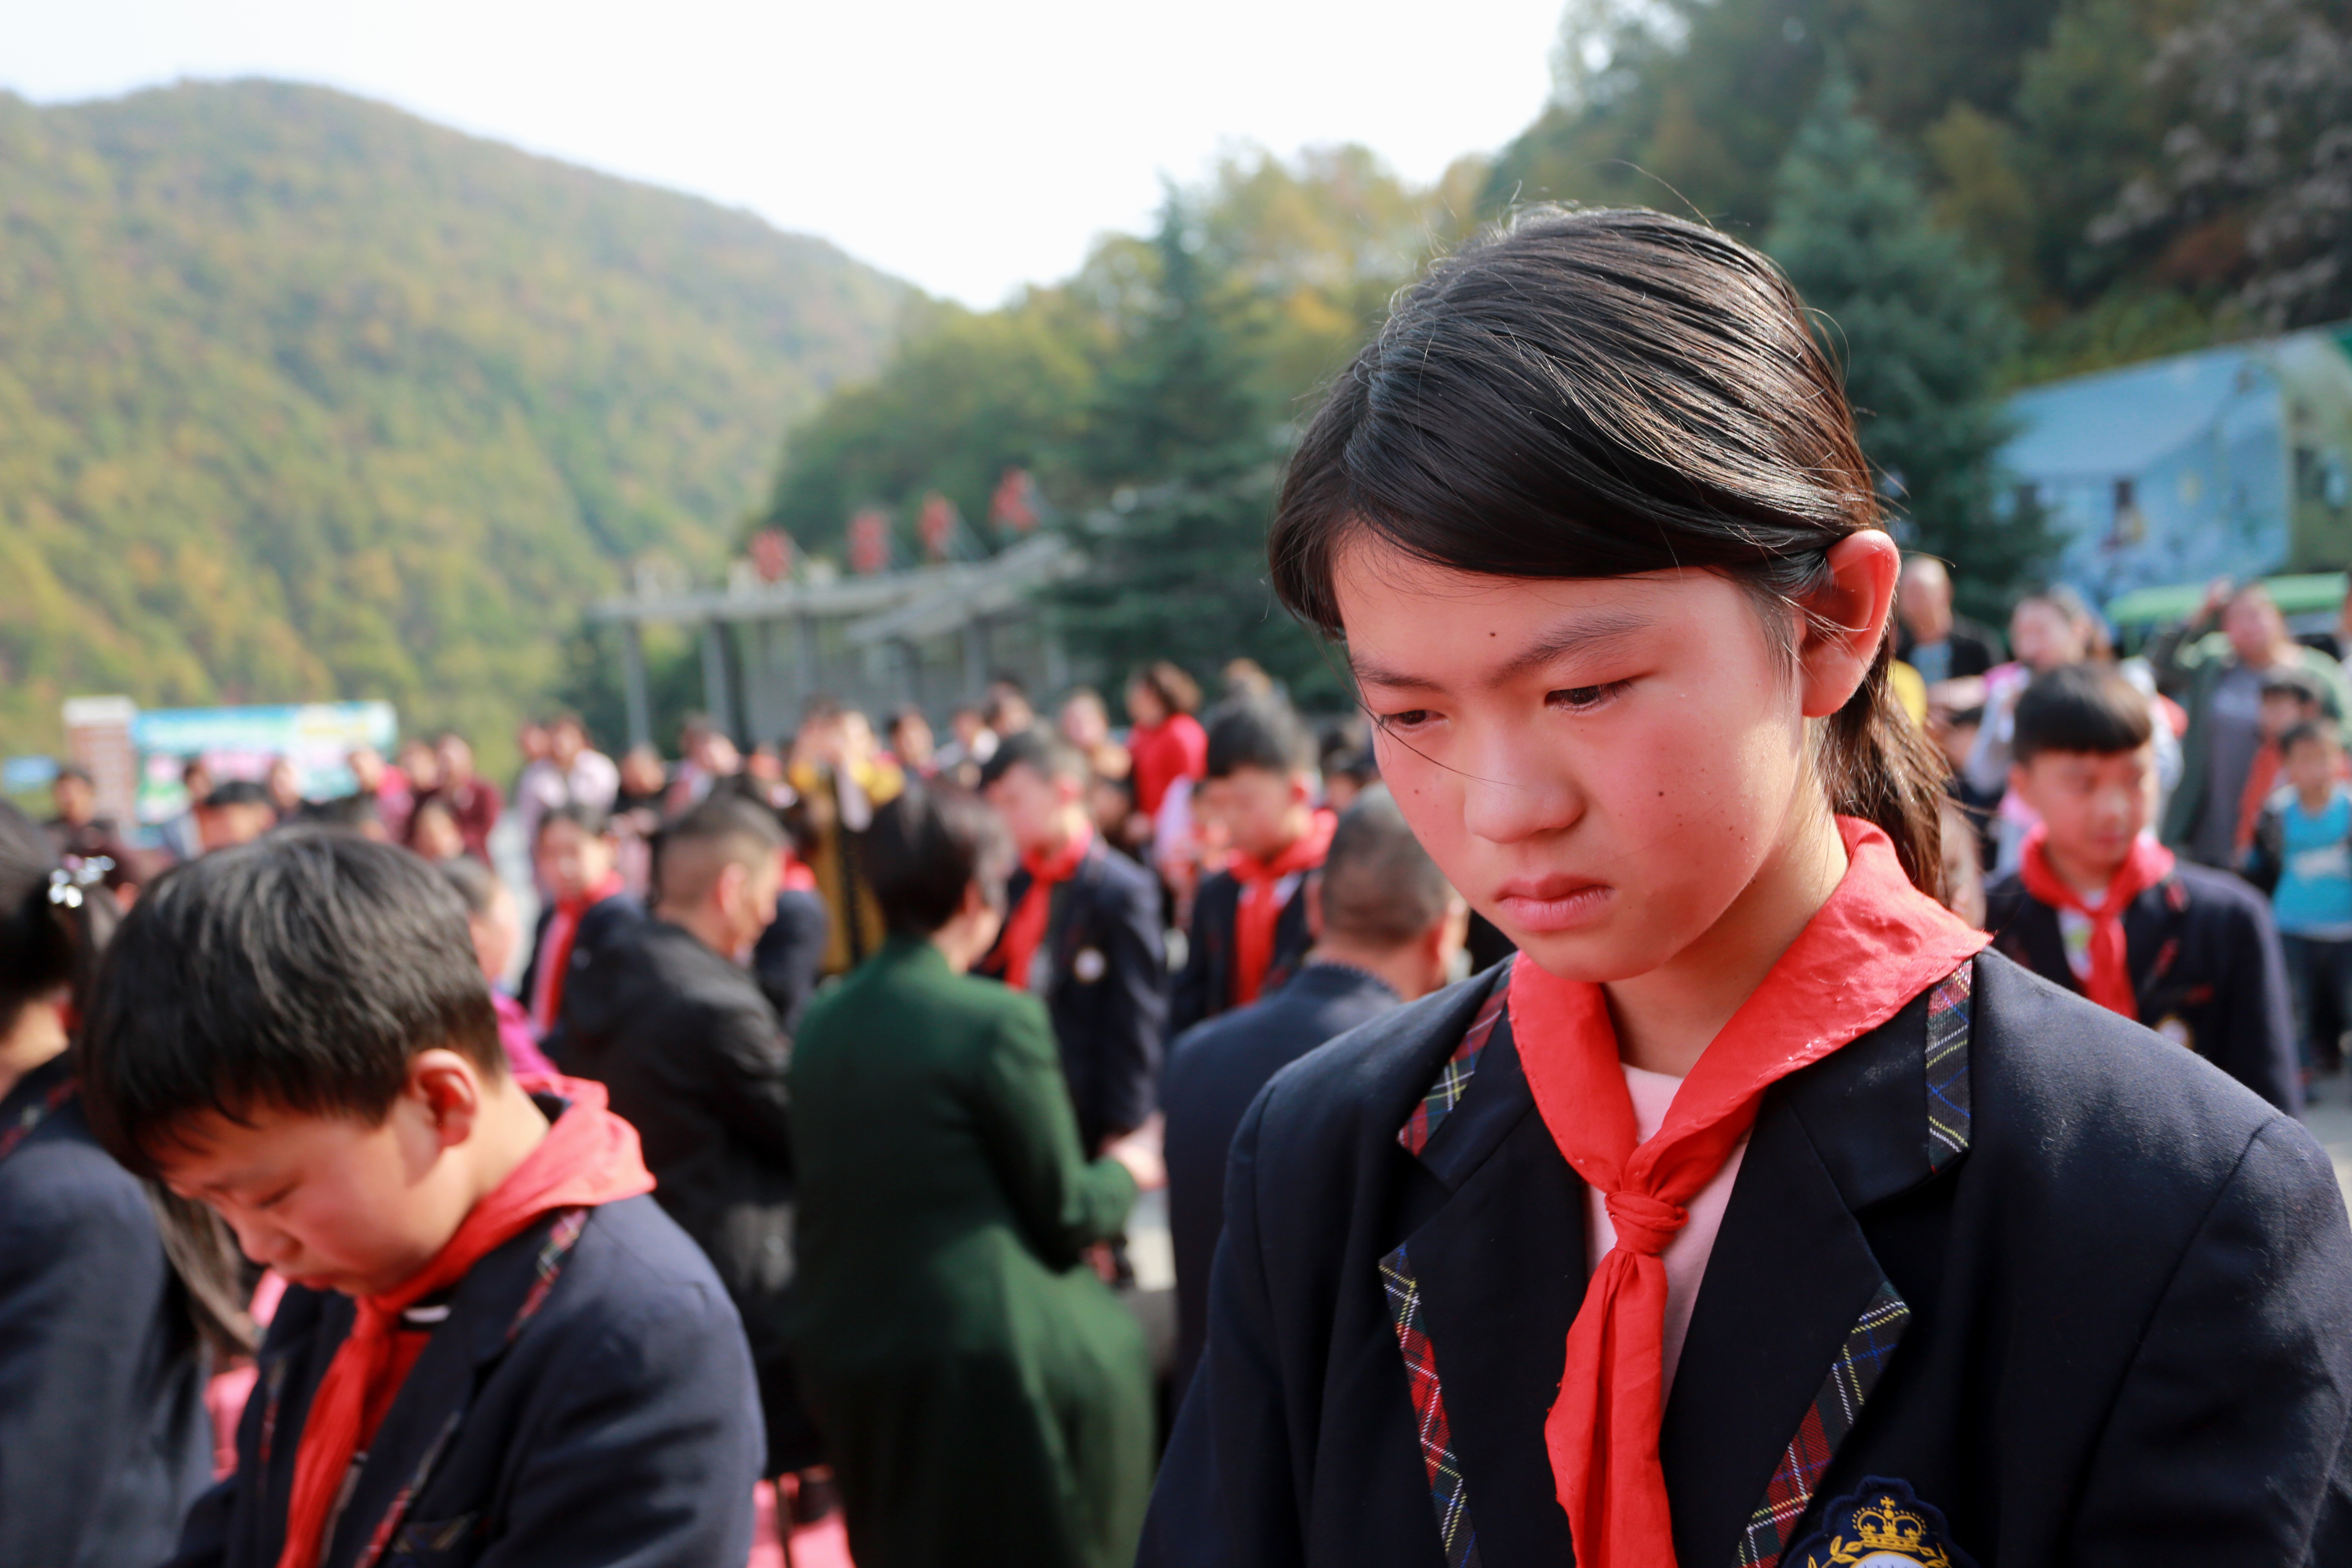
[1381, 1243, 1483, 1568]
[1731, 1281, 1912, 1568]
[1730, 956, 1972, 1568]
[1397, 967, 1512, 1158]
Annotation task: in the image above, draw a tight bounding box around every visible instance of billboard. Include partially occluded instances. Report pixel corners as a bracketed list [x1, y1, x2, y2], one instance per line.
[128, 701, 399, 823]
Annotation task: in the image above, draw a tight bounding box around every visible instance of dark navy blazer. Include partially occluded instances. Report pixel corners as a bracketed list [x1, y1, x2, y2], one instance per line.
[1986, 860, 2300, 1113]
[1142, 952, 2352, 1567]
[171, 1184, 762, 1568]
[1162, 962, 1402, 1394]
[978, 839, 1169, 1152]
[523, 893, 645, 1065]
[0, 1056, 213, 1568]
[1170, 866, 1314, 1038]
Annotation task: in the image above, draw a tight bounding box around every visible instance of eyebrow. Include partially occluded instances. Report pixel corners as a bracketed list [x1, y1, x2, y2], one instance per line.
[1349, 606, 1662, 691]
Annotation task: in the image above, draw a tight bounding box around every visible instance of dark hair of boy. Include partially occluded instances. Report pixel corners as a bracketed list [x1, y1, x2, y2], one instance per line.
[534, 800, 612, 844]
[203, 778, 274, 811]
[1131, 660, 1203, 717]
[435, 853, 501, 918]
[652, 795, 786, 909]
[2011, 664, 2154, 764]
[54, 762, 93, 788]
[1205, 697, 1315, 780]
[296, 792, 381, 833]
[2279, 719, 2341, 756]
[978, 728, 1090, 791]
[866, 785, 1014, 936]
[79, 832, 503, 1175]
[1320, 792, 1455, 947]
[2261, 667, 2329, 706]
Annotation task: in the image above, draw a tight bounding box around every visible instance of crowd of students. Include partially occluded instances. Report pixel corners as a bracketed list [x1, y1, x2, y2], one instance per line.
[9, 201, 2352, 1568]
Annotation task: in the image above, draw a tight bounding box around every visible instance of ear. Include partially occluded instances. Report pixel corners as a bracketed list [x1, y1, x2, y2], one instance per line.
[2007, 761, 2036, 810]
[409, 1049, 487, 1149]
[1798, 530, 1902, 719]
[1289, 771, 1317, 806]
[713, 859, 748, 911]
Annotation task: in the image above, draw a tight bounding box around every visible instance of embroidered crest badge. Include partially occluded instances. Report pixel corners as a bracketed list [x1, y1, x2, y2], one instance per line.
[1783, 1478, 1976, 1568]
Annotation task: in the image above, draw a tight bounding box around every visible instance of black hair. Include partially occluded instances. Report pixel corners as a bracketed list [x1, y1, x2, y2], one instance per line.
[1320, 789, 1455, 947]
[650, 795, 786, 907]
[181, 755, 211, 784]
[298, 793, 380, 833]
[1129, 660, 1203, 717]
[534, 800, 612, 842]
[202, 779, 273, 811]
[979, 727, 1090, 789]
[1267, 205, 1950, 897]
[79, 831, 503, 1174]
[434, 854, 503, 918]
[0, 801, 118, 1043]
[2261, 668, 2328, 705]
[2281, 719, 2341, 755]
[54, 762, 93, 788]
[2012, 664, 2155, 762]
[865, 784, 1013, 938]
[1205, 697, 1316, 780]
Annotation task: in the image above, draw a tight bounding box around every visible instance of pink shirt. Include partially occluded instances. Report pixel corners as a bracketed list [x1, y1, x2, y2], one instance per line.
[1584, 1064, 1749, 1390]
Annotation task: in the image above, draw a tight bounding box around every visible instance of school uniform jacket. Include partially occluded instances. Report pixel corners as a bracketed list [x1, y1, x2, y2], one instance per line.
[170, 1190, 762, 1568]
[1170, 866, 1314, 1037]
[1140, 951, 2352, 1568]
[1985, 861, 2300, 1114]
[980, 840, 1170, 1152]
[522, 892, 644, 1067]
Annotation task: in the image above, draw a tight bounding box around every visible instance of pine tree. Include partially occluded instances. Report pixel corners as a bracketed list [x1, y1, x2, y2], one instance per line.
[1766, 74, 2049, 617]
[1054, 198, 1340, 702]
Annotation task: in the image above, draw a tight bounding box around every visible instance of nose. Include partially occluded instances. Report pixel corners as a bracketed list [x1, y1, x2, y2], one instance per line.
[1458, 728, 1583, 846]
[222, 1210, 297, 1270]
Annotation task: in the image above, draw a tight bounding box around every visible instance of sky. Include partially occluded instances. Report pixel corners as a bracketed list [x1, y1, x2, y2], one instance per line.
[4, 0, 1568, 306]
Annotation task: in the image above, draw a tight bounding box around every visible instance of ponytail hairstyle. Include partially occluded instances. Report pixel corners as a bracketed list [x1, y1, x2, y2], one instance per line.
[0, 804, 254, 1359]
[1268, 206, 1949, 899]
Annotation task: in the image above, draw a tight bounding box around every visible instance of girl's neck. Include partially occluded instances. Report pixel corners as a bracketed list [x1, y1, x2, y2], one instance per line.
[1601, 801, 1850, 1078]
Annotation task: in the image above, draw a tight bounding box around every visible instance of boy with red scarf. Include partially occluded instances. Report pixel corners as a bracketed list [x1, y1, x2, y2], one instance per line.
[979, 730, 1169, 1153]
[520, 804, 640, 1058]
[77, 833, 762, 1568]
[1987, 662, 2298, 1110]
[1170, 699, 1337, 1035]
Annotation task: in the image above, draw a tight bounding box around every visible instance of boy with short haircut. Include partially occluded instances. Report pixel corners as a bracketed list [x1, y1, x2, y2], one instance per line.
[78, 831, 762, 1568]
[2231, 666, 2330, 860]
[1170, 698, 1336, 1033]
[1987, 662, 2299, 1110]
[521, 803, 639, 1051]
[2248, 719, 2352, 1078]
[978, 729, 1169, 1152]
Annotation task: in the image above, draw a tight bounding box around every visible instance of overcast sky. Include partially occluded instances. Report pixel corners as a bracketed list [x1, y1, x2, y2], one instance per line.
[6, 0, 1567, 305]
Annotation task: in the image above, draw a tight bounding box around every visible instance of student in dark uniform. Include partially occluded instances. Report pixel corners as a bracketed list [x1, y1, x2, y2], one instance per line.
[1141, 208, 2352, 1568]
[1160, 788, 1467, 1396]
[1169, 699, 1334, 1034]
[78, 831, 763, 1568]
[520, 803, 642, 1063]
[978, 729, 1170, 1154]
[1984, 662, 2299, 1111]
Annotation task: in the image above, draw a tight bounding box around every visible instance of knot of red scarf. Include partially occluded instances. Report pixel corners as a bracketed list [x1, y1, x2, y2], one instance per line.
[1230, 808, 1337, 1008]
[1509, 817, 1987, 1568]
[996, 826, 1093, 991]
[2016, 824, 2173, 1019]
[276, 1077, 653, 1568]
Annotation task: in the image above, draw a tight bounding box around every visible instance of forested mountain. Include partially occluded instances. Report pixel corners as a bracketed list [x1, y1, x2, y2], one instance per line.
[0, 79, 909, 761]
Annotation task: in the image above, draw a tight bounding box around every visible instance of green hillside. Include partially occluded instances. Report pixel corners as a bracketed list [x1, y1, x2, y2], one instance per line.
[0, 79, 910, 765]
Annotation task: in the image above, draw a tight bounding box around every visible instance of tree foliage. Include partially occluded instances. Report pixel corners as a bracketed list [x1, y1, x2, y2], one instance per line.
[0, 80, 906, 766]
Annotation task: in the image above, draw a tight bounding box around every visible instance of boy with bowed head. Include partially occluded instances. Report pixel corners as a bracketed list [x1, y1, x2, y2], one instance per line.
[76, 830, 762, 1568]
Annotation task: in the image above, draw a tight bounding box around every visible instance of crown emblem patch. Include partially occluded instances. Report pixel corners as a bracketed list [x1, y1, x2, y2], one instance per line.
[1784, 1478, 1976, 1568]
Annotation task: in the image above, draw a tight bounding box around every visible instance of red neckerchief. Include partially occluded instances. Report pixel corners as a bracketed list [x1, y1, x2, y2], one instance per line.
[277, 1078, 652, 1568]
[1229, 808, 1336, 1007]
[527, 869, 624, 1034]
[997, 825, 1092, 991]
[2235, 742, 2282, 857]
[1509, 818, 1986, 1568]
[2016, 824, 2174, 1018]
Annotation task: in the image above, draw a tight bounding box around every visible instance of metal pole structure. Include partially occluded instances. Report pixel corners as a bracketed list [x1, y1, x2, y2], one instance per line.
[700, 621, 737, 742]
[619, 622, 653, 753]
[961, 617, 989, 704]
[793, 613, 817, 724]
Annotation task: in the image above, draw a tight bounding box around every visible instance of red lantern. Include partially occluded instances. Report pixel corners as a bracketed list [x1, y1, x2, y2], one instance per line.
[989, 467, 1040, 533]
[750, 528, 793, 583]
[918, 492, 959, 560]
[848, 508, 891, 575]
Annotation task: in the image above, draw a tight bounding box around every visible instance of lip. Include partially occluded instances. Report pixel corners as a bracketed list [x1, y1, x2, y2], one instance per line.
[1492, 875, 1615, 934]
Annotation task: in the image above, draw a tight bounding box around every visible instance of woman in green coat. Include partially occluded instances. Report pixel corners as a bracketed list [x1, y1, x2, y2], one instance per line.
[786, 783, 1161, 1568]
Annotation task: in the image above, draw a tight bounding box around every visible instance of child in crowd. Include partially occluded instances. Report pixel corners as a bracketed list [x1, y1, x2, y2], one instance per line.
[1168, 698, 1335, 1033]
[2248, 719, 2352, 1078]
[436, 856, 557, 1078]
[521, 803, 639, 1052]
[978, 730, 1169, 1154]
[1987, 663, 2298, 1111]
[1142, 207, 2352, 1568]
[78, 831, 763, 1568]
[2232, 666, 2330, 860]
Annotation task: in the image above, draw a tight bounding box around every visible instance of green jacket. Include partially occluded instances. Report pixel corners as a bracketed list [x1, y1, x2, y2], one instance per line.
[785, 936, 1152, 1568]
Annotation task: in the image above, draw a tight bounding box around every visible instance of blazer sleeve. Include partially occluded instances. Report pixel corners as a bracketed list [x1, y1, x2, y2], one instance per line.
[480, 1279, 762, 1568]
[1094, 871, 1171, 1140]
[1172, 885, 1216, 1036]
[675, 993, 797, 1167]
[2067, 1116, 2352, 1561]
[967, 995, 1138, 1270]
[2220, 895, 2301, 1114]
[1141, 1085, 1298, 1568]
[0, 1158, 179, 1568]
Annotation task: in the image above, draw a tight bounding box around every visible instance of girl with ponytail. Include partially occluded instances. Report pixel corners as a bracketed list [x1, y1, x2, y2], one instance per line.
[0, 801, 248, 1567]
[1143, 208, 2352, 1568]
